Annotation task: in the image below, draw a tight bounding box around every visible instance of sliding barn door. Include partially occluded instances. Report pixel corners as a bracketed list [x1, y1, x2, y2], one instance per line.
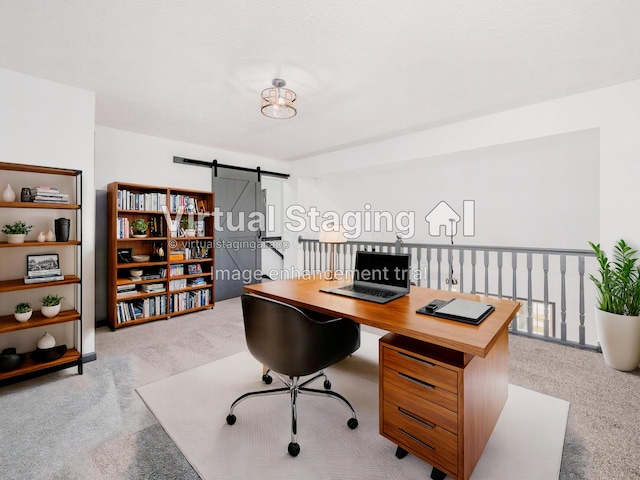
[212, 170, 264, 300]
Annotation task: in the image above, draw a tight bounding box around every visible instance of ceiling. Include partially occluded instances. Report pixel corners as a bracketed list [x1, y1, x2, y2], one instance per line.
[0, 1, 639, 162]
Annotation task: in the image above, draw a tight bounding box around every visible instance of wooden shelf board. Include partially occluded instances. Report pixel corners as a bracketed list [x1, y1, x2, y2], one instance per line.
[116, 290, 166, 301]
[116, 237, 167, 241]
[117, 209, 166, 214]
[0, 201, 80, 210]
[168, 304, 213, 317]
[168, 272, 211, 280]
[0, 240, 80, 248]
[0, 348, 81, 381]
[0, 162, 81, 176]
[169, 285, 212, 294]
[0, 309, 80, 334]
[114, 313, 169, 328]
[168, 258, 213, 264]
[117, 261, 165, 269]
[0, 275, 80, 293]
[116, 277, 167, 286]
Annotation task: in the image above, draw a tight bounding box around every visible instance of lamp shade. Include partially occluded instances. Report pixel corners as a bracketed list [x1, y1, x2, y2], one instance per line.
[319, 226, 347, 244]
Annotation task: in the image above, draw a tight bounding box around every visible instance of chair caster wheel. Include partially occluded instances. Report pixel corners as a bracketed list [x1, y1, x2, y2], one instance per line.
[323, 379, 331, 389]
[347, 417, 358, 429]
[262, 374, 273, 384]
[226, 414, 236, 425]
[288, 442, 300, 457]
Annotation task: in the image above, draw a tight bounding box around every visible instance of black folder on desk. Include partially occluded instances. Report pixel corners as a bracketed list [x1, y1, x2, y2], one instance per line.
[426, 298, 495, 325]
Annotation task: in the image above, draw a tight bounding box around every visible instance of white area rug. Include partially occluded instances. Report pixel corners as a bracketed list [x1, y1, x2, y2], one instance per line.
[136, 332, 569, 480]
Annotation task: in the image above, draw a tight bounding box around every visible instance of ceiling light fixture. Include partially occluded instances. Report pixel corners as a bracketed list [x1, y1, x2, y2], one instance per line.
[261, 78, 297, 119]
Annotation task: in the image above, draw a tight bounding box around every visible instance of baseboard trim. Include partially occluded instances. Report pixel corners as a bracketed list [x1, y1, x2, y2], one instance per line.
[82, 352, 97, 363]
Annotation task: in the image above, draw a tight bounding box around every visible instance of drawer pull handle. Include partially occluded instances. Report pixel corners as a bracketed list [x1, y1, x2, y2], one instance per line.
[398, 372, 435, 389]
[398, 407, 434, 429]
[398, 428, 435, 451]
[398, 351, 435, 367]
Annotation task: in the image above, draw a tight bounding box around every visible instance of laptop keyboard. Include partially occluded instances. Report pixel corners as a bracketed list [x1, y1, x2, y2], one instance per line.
[339, 284, 397, 298]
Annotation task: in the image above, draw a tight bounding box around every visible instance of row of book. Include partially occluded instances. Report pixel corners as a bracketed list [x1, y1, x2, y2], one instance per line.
[169, 278, 187, 290]
[117, 280, 209, 299]
[169, 289, 211, 313]
[116, 296, 168, 324]
[168, 194, 206, 214]
[117, 189, 167, 212]
[116, 283, 138, 299]
[32, 186, 70, 204]
[141, 283, 165, 293]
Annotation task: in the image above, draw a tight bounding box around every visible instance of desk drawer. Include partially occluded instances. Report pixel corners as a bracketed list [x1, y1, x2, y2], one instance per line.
[383, 381, 457, 434]
[383, 366, 458, 412]
[382, 347, 458, 394]
[383, 400, 458, 474]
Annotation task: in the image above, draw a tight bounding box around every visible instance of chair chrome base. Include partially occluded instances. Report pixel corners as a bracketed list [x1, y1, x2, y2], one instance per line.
[226, 369, 358, 456]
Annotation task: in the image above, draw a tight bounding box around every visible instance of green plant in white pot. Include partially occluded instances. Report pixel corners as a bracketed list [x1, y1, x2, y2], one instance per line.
[589, 239, 640, 371]
[2, 220, 33, 244]
[40, 293, 64, 318]
[14, 302, 33, 322]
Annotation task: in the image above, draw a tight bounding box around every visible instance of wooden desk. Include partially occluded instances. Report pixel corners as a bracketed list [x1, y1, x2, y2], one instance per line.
[245, 278, 520, 480]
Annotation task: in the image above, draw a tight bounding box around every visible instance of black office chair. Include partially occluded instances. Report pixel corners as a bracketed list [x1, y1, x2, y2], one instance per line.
[226, 293, 360, 457]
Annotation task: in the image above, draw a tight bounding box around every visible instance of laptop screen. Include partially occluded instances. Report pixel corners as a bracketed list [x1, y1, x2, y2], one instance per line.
[353, 251, 411, 292]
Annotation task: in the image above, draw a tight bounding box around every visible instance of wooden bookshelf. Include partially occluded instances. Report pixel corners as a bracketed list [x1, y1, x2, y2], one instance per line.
[0, 161, 83, 385]
[107, 182, 215, 329]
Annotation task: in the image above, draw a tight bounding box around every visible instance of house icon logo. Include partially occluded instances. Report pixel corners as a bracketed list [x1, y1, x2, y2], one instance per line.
[425, 200, 475, 237]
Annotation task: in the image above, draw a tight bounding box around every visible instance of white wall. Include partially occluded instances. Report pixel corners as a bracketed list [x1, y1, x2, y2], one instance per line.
[291, 79, 640, 253]
[0, 67, 96, 354]
[94, 126, 287, 191]
[292, 129, 599, 249]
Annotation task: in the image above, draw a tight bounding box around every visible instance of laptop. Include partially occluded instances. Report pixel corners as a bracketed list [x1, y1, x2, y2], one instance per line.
[320, 251, 411, 304]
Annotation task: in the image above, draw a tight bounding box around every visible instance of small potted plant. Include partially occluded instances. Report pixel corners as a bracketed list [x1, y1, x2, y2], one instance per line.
[589, 239, 640, 371]
[14, 302, 32, 322]
[131, 218, 148, 237]
[2, 220, 33, 244]
[40, 293, 64, 318]
[180, 217, 196, 237]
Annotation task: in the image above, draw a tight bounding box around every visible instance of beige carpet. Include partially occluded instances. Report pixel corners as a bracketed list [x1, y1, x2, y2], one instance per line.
[137, 332, 569, 480]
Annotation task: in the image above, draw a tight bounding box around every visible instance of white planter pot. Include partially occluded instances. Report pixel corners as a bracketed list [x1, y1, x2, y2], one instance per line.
[14, 310, 32, 322]
[594, 308, 640, 371]
[41, 304, 61, 318]
[6, 234, 25, 244]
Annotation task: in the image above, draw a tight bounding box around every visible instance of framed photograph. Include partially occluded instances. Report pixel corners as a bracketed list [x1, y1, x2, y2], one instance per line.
[27, 254, 61, 278]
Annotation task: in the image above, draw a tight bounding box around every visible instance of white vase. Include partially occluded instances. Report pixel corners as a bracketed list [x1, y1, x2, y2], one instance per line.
[2, 184, 16, 202]
[41, 304, 61, 318]
[46, 230, 56, 242]
[37, 231, 46, 243]
[14, 310, 32, 322]
[594, 307, 640, 371]
[6, 233, 25, 244]
[37, 331, 56, 349]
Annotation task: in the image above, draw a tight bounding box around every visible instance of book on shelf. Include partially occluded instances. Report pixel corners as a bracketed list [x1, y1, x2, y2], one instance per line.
[141, 283, 166, 293]
[24, 274, 64, 284]
[117, 284, 137, 292]
[28, 268, 62, 278]
[140, 274, 162, 280]
[116, 290, 139, 299]
[187, 277, 207, 287]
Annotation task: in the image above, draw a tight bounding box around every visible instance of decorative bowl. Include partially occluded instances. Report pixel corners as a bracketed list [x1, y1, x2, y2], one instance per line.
[132, 255, 150, 262]
[30, 344, 67, 363]
[0, 348, 26, 372]
[130, 268, 143, 278]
